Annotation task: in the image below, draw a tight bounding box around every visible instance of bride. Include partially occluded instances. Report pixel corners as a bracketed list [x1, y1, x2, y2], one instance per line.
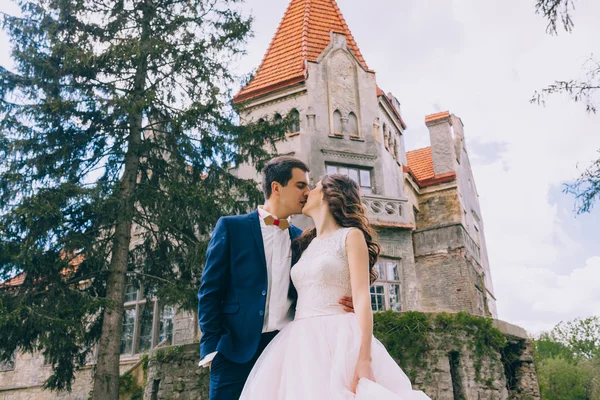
[239, 174, 430, 399]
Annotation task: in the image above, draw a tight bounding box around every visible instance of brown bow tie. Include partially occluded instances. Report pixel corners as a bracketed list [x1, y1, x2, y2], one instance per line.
[263, 215, 289, 230]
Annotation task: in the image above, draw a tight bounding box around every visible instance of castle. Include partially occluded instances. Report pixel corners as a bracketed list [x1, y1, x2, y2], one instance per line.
[234, 0, 497, 320]
[1, 1, 541, 399]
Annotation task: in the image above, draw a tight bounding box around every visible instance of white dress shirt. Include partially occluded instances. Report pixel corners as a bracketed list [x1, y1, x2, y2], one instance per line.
[199, 207, 294, 367]
[257, 206, 294, 333]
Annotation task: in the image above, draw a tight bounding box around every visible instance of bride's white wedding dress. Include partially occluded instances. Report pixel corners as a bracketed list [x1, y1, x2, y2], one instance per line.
[239, 227, 431, 400]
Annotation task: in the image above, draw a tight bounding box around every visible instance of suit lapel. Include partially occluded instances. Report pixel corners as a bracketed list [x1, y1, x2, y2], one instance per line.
[248, 210, 267, 274]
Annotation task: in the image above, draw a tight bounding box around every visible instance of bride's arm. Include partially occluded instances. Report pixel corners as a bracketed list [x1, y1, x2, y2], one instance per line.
[346, 228, 375, 391]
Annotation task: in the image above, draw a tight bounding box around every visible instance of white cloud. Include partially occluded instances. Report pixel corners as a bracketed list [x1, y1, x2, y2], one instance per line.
[494, 256, 600, 334]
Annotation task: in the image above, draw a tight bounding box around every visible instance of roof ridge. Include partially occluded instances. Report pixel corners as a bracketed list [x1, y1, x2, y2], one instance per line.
[329, 0, 369, 70]
[302, 0, 310, 62]
[407, 146, 432, 154]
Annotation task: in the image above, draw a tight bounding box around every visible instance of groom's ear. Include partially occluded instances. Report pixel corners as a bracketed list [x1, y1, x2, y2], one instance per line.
[271, 181, 281, 197]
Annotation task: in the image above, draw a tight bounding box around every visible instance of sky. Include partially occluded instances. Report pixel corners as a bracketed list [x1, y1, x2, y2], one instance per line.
[1, 0, 599, 335]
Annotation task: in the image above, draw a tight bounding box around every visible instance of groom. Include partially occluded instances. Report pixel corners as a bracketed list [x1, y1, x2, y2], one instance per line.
[197, 156, 353, 399]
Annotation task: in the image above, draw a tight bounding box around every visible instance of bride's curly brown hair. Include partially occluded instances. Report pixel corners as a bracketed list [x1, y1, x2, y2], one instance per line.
[292, 173, 380, 284]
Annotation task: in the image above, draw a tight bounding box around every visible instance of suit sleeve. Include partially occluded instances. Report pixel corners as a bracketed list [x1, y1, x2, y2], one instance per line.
[197, 217, 230, 359]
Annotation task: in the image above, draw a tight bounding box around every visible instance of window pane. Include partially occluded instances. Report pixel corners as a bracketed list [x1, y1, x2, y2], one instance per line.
[159, 305, 175, 346]
[121, 309, 136, 354]
[360, 187, 372, 195]
[338, 167, 349, 176]
[348, 169, 359, 184]
[375, 262, 385, 280]
[290, 109, 300, 133]
[124, 283, 138, 303]
[359, 169, 371, 187]
[370, 285, 386, 311]
[138, 303, 154, 353]
[326, 165, 337, 175]
[389, 284, 401, 312]
[387, 262, 400, 281]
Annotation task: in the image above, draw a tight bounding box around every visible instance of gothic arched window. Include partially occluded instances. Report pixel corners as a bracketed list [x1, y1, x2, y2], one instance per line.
[333, 110, 342, 135]
[348, 112, 359, 137]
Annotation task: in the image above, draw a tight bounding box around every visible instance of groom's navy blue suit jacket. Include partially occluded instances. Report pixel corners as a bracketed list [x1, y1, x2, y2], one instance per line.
[197, 210, 303, 364]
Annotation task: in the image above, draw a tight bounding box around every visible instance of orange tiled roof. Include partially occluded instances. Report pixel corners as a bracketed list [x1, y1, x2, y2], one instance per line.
[406, 147, 435, 182]
[234, 0, 370, 103]
[406, 146, 456, 188]
[0, 254, 84, 289]
[1, 272, 25, 288]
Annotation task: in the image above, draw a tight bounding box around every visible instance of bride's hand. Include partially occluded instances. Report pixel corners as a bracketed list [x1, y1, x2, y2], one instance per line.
[351, 359, 375, 393]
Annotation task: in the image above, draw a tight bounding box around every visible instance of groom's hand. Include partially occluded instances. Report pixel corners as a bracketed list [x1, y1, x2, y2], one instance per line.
[339, 296, 354, 312]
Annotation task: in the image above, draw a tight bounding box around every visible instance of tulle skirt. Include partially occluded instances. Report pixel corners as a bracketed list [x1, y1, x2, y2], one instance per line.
[239, 312, 430, 399]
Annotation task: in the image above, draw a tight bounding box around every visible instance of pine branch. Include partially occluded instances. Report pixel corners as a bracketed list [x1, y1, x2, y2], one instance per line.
[535, 0, 577, 35]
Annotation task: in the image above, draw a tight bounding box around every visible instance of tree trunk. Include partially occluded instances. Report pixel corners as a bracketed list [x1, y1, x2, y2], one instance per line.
[92, 2, 152, 398]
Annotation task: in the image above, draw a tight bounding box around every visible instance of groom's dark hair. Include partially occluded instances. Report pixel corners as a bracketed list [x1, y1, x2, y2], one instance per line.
[262, 156, 310, 199]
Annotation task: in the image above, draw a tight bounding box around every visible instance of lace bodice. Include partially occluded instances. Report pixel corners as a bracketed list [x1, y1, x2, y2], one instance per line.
[291, 227, 354, 320]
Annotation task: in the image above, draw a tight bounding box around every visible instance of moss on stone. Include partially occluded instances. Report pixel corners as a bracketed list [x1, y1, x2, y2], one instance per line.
[373, 311, 509, 383]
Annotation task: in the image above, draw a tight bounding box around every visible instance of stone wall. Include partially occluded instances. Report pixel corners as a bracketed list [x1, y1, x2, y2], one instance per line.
[413, 224, 489, 317]
[143, 345, 209, 400]
[414, 248, 485, 316]
[417, 188, 462, 230]
[0, 355, 139, 400]
[502, 337, 541, 399]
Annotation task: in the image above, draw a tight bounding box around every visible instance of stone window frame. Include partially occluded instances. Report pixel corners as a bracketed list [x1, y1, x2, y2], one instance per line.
[370, 257, 402, 312]
[121, 277, 175, 356]
[325, 163, 373, 194]
[348, 112, 360, 138]
[0, 352, 16, 372]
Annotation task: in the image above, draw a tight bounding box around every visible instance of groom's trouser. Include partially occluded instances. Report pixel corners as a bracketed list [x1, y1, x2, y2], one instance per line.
[209, 331, 278, 400]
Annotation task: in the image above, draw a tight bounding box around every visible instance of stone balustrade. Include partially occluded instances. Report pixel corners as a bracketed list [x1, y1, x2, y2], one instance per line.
[361, 194, 410, 226]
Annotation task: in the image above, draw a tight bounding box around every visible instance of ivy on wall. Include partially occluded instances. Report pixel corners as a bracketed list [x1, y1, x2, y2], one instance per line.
[373, 311, 509, 383]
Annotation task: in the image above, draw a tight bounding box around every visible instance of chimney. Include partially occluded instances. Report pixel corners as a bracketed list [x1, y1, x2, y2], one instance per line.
[450, 114, 466, 163]
[425, 111, 457, 175]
